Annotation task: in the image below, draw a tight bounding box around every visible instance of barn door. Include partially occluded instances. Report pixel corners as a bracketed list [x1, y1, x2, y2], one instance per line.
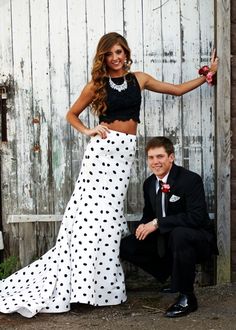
[0, 0, 216, 269]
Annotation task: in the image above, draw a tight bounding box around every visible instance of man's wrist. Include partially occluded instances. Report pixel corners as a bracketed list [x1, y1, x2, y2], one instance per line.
[152, 218, 159, 228]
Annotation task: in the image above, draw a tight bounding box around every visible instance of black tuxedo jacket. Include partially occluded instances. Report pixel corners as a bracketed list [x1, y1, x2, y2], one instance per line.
[140, 163, 217, 250]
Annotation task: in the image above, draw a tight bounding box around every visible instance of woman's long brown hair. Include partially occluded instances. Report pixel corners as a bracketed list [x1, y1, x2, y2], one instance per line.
[91, 32, 132, 116]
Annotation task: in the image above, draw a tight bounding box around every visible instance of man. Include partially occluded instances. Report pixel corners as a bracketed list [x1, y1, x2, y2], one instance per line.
[120, 137, 218, 318]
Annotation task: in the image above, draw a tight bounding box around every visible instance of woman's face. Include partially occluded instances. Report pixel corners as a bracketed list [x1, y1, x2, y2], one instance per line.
[104, 43, 126, 76]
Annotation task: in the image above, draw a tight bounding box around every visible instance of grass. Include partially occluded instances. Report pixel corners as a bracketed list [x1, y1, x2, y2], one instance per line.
[0, 256, 19, 280]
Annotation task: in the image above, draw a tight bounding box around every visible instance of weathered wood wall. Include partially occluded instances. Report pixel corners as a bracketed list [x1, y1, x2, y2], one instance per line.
[231, 0, 236, 281]
[0, 0, 216, 270]
[216, 0, 231, 284]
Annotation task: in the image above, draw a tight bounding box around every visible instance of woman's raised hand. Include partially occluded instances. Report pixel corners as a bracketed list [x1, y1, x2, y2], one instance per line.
[209, 49, 219, 73]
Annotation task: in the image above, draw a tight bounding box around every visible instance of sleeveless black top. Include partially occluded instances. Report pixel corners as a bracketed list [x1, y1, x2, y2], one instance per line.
[99, 72, 142, 124]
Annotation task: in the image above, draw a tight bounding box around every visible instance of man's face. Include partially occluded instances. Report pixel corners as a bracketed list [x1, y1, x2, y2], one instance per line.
[147, 147, 175, 179]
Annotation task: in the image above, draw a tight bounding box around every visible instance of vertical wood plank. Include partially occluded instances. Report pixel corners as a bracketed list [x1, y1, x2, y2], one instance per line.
[86, 0, 105, 129]
[30, 0, 56, 252]
[0, 0, 19, 260]
[232, 0, 236, 280]
[11, 0, 35, 212]
[11, 0, 36, 265]
[35, 221, 55, 256]
[180, 0, 202, 173]
[18, 223, 36, 265]
[30, 0, 52, 213]
[48, 0, 71, 214]
[216, 0, 231, 283]
[198, 0, 215, 212]
[142, 0, 163, 139]
[104, 0, 123, 34]
[123, 0, 145, 215]
[161, 0, 182, 164]
[0, 0, 13, 80]
[67, 0, 89, 185]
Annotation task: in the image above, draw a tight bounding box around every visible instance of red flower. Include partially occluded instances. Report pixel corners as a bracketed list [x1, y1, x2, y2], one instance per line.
[161, 183, 170, 193]
[198, 65, 216, 86]
[206, 71, 216, 86]
[198, 65, 210, 76]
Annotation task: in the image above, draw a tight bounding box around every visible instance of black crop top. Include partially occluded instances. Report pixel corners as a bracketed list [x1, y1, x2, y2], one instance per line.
[99, 72, 142, 124]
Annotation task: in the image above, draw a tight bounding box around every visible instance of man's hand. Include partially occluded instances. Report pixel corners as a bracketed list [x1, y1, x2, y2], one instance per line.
[135, 221, 158, 240]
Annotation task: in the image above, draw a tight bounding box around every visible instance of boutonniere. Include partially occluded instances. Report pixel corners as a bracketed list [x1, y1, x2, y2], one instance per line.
[161, 183, 170, 193]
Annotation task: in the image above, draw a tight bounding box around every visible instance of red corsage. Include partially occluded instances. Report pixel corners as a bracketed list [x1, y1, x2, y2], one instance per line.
[205, 71, 216, 86]
[198, 65, 210, 76]
[198, 65, 216, 86]
[161, 183, 170, 193]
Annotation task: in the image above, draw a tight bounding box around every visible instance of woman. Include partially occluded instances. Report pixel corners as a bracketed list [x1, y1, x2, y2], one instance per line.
[0, 32, 218, 318]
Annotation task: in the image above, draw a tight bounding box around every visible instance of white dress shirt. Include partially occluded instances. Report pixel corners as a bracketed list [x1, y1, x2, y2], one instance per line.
[156, 173, 169, 217]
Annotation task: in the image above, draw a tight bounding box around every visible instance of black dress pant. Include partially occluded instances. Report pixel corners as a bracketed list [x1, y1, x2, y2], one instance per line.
[120, 227, 213, 293]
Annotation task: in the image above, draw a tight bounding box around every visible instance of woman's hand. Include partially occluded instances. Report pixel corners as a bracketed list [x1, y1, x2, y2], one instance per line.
[85, 125, 110, 139]
[209, 49, 219, 73]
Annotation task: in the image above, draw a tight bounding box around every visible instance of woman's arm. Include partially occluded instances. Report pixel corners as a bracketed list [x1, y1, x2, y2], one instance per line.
[135, 49, 218, 96]
[66, 81, 110, 138]
[137, 73, 207, 96]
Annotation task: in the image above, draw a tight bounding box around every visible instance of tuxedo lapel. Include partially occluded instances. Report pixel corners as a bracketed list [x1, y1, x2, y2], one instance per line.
[148, 175, 157, 214]
[165, 163, 179, 214]
[164, 192, 168, 216]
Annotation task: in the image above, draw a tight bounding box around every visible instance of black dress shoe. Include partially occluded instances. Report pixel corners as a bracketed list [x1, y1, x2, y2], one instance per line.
[164, 293, 198, 318]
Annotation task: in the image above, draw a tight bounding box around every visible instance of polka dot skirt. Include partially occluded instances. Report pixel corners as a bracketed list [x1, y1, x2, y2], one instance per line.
[0, 130, 136, 318]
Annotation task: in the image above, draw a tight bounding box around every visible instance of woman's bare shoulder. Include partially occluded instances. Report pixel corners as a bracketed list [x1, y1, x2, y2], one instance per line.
[132, 71, 151, 90]
[80, 80, 96, 97]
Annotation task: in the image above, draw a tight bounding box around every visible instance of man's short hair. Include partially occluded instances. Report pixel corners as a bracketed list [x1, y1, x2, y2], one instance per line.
[145, 137, 175, 156]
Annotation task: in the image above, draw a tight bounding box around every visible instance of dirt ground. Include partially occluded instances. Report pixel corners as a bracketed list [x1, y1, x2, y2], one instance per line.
[0, 282, 236, 330]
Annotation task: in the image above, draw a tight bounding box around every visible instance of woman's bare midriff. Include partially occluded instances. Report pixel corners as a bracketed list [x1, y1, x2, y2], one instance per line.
[100, 119, 138, 135]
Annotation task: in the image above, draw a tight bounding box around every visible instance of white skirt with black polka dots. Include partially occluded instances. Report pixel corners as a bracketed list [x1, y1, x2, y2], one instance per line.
[0, 130, 136, 318]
